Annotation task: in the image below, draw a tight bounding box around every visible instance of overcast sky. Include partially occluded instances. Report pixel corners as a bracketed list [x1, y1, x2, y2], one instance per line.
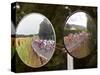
[67, 12, 87, 28]
[11, 22, 15, 34]
[16, 13, 45, 35]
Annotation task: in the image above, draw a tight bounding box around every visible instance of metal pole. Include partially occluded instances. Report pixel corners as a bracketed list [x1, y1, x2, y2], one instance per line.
[67, 53, 74, 70]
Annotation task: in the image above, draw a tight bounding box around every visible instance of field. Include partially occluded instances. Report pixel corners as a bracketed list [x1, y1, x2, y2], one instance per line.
[12, 36, 47, 68]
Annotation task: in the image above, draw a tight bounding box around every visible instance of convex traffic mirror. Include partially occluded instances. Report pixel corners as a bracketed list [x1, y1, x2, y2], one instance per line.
[16, 13, 56, 68]
[64, 11, 96, 59]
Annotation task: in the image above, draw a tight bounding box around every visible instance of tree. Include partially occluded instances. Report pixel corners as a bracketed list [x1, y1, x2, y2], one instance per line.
[39, 18, 54, 40]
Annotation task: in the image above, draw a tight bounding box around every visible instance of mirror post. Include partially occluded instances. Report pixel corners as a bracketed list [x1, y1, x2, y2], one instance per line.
[67, 53, 74, 70]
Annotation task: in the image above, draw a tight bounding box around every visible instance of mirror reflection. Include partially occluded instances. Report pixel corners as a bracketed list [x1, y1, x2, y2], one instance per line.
[11, 22, 15, 58]
[64, 11, 95, 59]
[11, 22, 15, 35]
[16, 13, 56, 68]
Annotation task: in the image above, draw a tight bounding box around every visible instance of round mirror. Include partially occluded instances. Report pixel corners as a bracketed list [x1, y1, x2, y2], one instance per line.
[64, 11, 96, 59]
[16, 13, 56, 68]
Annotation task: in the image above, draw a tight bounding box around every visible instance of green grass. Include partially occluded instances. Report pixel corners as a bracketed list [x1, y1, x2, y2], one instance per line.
[15, 37, 44, 68]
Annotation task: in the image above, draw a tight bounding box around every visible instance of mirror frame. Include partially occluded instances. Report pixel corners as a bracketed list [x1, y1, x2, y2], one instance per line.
[16, 13, 56, 68]
[63, 10, 96, 59]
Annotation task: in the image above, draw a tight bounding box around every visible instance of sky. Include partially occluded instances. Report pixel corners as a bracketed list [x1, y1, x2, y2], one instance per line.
[67, 12, 87, 28]
[11, 22, 15, 34]
[16, 13, 45, 35]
